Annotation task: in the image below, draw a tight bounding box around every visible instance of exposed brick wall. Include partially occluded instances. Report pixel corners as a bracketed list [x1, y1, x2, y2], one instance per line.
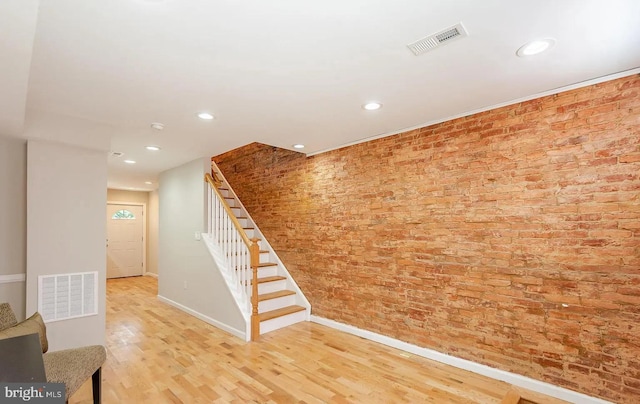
[214, 75, 640, 403]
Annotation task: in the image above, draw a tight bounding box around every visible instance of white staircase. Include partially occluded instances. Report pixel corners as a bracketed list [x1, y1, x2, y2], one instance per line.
[203, 162, 310, 341]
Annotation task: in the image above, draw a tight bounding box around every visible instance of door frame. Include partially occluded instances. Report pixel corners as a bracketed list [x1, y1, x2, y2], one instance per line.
[106, 201, 147, 276]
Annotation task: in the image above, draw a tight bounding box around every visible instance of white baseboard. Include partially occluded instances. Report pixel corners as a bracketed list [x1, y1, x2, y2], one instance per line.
[0, 273, 26, 284]
[157, 295, 247, 341]
[144, 272, 158, 278]
[310, 315, 612, 404]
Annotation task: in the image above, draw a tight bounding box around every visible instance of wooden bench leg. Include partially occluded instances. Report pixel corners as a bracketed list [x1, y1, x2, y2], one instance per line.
[92, 367, 102, 404]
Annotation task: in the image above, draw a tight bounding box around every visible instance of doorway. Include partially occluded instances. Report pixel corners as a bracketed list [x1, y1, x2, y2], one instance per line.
[106, 203, 144, 278]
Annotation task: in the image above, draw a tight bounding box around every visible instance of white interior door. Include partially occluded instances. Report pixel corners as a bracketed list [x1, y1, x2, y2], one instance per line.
[107, 204, 143, 279]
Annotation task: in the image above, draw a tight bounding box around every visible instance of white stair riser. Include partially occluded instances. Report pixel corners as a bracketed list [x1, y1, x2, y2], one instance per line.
[258, 266, 278, 278]
[258, 279, 286, 294]
[260, 309, 307, 334]
[230, 265, 276, 277]
[258, 295, 296, 313]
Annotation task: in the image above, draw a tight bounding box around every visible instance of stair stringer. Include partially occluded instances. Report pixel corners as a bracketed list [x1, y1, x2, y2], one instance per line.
[201, 233, 251, 341]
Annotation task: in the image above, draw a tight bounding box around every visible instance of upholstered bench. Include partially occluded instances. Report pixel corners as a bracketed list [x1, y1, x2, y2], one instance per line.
[0, 303, 106, 403]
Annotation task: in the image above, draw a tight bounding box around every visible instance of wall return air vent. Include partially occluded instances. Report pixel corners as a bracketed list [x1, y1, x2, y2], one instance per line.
[407, 22, 468, 56]
[38, 272, 98, 323]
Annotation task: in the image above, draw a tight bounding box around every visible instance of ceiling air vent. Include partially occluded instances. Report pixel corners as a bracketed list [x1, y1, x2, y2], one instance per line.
[407, 22, 468, 56]
[109, 151, 124, 158]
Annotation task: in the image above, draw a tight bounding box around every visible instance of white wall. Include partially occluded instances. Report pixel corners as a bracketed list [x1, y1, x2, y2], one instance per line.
[26, 139, 107, 350]
[158, 157, 245, 335]
[0, 136, 27, 320]
[107, 188, 149, 205]
[147, 189, 159, 275]
[0, 0, 39, 137]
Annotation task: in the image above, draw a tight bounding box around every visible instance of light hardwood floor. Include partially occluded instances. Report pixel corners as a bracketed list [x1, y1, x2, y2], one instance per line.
[69, 276, 557, 403]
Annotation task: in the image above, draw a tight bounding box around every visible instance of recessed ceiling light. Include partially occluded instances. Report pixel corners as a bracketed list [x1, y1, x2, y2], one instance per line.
[197, 112, 214, 120]
[145, 145, 161, 151]
[144, 181, 153, 185]
[516, 38, 556, 57]
[363, 102, 382, 111]
[124, 160, 136, 164]
[150, 122, 164, 131]
[293, 144, 305, 149]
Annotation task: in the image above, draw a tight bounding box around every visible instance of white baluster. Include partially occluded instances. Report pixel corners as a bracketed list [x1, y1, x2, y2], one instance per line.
[206, 178, 253, 316]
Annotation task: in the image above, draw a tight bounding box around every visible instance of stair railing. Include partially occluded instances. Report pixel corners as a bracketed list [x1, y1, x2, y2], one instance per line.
[204, 173, 261, 341]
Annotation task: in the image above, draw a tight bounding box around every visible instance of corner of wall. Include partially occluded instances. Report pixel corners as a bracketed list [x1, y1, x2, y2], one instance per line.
[26, 139, 108, 350]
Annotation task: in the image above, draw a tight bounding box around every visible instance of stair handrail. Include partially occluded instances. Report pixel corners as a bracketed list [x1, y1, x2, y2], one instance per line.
[204, 173, 261, 341]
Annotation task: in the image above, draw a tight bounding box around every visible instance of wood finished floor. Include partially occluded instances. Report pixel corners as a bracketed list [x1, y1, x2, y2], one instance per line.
[68, 276, 542, 403]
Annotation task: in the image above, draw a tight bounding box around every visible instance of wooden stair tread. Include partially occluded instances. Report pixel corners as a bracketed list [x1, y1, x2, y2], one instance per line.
[258, 290, 296, 302]
[254, 276, 286, 284]
[257, 262, 277, 267]
[259, 305, 306, 322]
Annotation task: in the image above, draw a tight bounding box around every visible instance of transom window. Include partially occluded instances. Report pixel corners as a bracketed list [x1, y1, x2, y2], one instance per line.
[111, 209, 135, 220]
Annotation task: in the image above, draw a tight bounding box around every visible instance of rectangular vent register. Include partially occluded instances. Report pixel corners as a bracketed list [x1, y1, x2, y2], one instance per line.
[407, 22, 468, 56]
[38, 272, 98, 322]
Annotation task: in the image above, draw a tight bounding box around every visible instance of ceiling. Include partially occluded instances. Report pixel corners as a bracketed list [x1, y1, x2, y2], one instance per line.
[2, 0, 639, 190]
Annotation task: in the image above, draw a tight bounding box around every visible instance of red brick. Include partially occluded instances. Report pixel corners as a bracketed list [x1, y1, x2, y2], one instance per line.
[214, 75, 640, 403]
[620, 153, 640, 163]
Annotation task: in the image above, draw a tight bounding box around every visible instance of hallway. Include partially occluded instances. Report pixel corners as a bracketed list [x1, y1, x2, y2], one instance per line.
[70, 276, 551, 403]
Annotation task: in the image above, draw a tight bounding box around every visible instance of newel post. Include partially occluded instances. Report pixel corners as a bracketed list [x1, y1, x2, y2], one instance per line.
[250, 238, 260, 341]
